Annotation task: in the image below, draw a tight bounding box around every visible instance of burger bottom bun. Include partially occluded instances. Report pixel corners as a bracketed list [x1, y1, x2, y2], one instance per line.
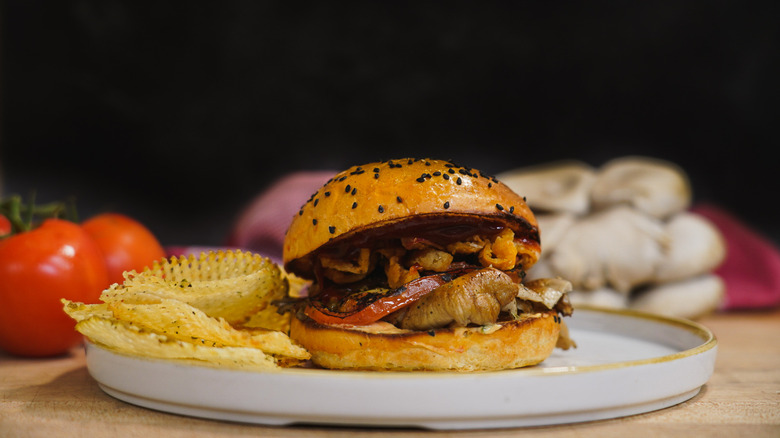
[289, 310, 561, 372]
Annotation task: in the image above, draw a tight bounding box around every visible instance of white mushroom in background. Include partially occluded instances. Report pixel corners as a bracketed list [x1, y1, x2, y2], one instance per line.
[502, 156, 726, 319]
[534, 213, 577, 257]
[590, 156, 692, 219]
[654, 212, 726, 283]
[537, 206, 670, 294]
[631, 275, 725, 320]
[496, 161, 596, 216]
[565, 286, 630, 310]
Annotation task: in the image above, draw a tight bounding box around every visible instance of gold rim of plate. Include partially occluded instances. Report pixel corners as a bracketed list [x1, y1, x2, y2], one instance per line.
[525, 304, 718, 376]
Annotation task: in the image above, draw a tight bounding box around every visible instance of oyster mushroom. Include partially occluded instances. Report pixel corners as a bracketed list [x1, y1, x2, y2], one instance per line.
[546, 206, 670, 293]
[590, 156, 691, 219]
[568, 287, 630, 309]
[525, 257, 555, 281]
[654, 212, 727, 283]
[497, 161, 596, 215]
[398, 267, 517, 330]
[535, 212, 577, 257]
[630, 274, 725, 319]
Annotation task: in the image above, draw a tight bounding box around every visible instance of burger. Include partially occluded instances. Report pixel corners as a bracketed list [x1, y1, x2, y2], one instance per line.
[283, 158, 574, 371]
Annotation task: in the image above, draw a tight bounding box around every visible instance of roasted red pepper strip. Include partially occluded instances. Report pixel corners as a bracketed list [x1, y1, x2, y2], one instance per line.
[304, 273, 452, 325]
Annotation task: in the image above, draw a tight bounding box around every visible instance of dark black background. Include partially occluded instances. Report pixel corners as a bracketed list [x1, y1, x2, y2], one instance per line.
[2, 1, 778, 246]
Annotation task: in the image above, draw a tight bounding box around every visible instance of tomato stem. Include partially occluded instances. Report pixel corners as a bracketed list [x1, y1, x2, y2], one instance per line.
[0, 194, 75, 236]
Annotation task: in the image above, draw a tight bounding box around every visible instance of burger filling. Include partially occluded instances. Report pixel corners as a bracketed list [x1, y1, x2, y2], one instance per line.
[296, 226, 573, 339]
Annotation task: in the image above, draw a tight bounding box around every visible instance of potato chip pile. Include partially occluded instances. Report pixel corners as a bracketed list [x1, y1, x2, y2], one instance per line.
[63, 250, 310, 370]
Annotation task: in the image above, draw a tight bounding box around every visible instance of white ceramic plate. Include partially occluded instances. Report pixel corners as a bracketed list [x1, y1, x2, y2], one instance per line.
[84, 306, 717, 430]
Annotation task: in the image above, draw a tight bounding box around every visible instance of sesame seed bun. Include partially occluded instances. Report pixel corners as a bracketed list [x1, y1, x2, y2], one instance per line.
[289, 309, 561, 371]
[283, 158, 540, 278]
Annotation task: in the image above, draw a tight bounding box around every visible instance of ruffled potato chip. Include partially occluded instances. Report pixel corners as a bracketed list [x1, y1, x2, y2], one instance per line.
[106, 298, 309, 360]
[241, 302, 292, 333]
[240, 268, 311, 333]
[74, 316, 279, 371]
[62, 300, 112, 322]
[101, 250, 286, 324]
[62, 249, 309, 370]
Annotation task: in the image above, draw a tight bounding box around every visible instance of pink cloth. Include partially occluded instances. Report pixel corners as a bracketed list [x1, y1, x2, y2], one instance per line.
[225, 172, 780, 311]
[226, 171, 337, 263]
[692, 204, 780, 310]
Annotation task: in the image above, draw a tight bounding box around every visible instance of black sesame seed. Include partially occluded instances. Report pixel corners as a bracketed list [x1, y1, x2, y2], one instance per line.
[378, 205, 385, 213]
[433, 171, 441, 176]
[488, 182, 493, 188]
[397, 196, 403, 203]
[444, 201, 450, 209]
[324, 191, 331, 197]
[456, 177, 462, 185]
[373, 167, 380, 172]
[407, 159, 414, 165]
[443, 174, 450, 180]
[345, 184, 351, 193]
[312, 219, 318, 225]
[374, 173, 380, 179]
[352, 202, 358, 209]
[416, 177, 425, 183]
[313, 198, 319, 206]
[328, 226, 336, 234]
[425, 161, 431, 166]
[523, 196, 527, 202]
[448, 168, 455, 174]
[459, 168, 468, 175]
[298, 210, 303, 216]
[351, 187, 357, 195]
[496, 204, 504, 211]
[338, 176, 347, 182]
[509, 206, 515, 213]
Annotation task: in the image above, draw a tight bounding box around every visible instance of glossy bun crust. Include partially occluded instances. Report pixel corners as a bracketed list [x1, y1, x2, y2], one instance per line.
[290, 310, 561, 371]
[283, 158, 540, 278]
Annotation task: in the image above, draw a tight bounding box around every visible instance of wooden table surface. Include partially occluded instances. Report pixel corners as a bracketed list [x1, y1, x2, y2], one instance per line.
[2, 308, 779, 438]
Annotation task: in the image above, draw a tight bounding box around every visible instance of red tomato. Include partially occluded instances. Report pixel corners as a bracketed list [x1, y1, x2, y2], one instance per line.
[0, 214, 10, 237]
[0, 219, 109, 356]
[81, 213, 166, 287]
